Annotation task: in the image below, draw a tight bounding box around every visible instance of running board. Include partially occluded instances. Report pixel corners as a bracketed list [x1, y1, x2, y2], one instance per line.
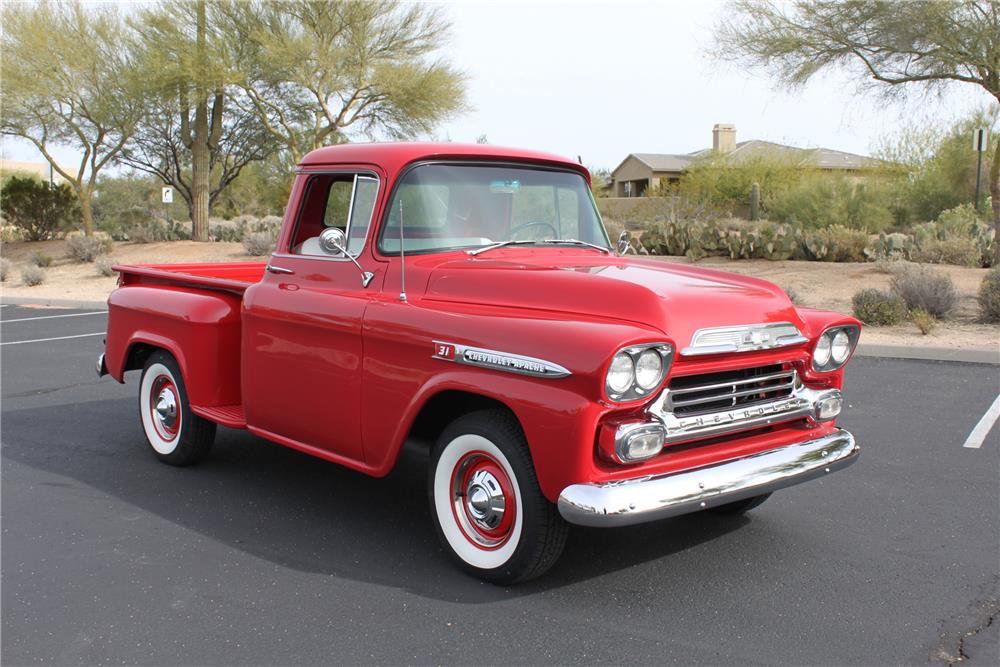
[192, 404, 246, 429]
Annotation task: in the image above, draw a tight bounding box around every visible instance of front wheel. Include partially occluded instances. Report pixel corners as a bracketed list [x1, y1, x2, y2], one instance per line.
[429, 410, 568, 585]
[139, 351, 215, 465]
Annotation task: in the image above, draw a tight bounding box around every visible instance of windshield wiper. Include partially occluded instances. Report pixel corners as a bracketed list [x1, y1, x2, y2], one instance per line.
[466, 240, 538, 256]
[541, 239, 611, 253]
[467, 238, 611, 257]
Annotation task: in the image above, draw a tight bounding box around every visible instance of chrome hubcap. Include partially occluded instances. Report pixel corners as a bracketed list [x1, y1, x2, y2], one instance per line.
[154, 388, 178, 430]
[465, 469, 505, 530]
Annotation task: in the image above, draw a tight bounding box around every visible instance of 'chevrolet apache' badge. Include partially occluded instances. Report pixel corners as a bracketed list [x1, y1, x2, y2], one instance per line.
[432, 341, 570, 379]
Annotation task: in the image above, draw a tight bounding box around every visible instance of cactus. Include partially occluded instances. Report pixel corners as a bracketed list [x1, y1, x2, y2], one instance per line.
[749, 182, 760, 221]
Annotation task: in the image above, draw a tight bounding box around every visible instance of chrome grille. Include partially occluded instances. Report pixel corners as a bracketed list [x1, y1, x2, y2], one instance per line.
[666, 364, 796, 416]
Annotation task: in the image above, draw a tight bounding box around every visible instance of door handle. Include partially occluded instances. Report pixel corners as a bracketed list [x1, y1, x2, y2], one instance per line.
[266, 264, 295, 275]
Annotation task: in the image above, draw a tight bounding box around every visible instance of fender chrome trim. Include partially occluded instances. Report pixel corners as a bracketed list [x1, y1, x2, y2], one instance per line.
[432, 341, 571, 379]
[557, 429, 858, 527]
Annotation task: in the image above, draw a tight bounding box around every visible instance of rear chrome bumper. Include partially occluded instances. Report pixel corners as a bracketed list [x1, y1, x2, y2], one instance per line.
[558, 429, 858, 527]
[96, 352, 107, 377]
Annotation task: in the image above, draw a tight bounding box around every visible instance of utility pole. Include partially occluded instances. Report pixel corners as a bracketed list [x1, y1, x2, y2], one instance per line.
[973, 128, 988, 212]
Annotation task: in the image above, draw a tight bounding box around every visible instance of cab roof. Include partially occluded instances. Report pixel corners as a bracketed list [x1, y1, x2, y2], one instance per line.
[298, 142, 590, 181]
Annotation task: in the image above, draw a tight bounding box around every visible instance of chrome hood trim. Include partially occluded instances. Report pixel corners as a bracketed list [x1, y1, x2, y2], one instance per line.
[682, 322, 807, 356]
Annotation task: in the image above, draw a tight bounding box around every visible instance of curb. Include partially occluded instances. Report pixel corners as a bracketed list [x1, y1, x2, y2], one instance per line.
[1, 296, 108, 310]
[855, 343, 999, 365]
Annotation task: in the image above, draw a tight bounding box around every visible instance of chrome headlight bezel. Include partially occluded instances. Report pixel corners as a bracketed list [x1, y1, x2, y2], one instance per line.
[604, 343, 674, 402]
[811, 325, 860, 372]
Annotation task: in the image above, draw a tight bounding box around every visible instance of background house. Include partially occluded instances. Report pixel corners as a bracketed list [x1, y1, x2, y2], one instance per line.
[611, 124, 877, 197]
[0, 159, 69, 186]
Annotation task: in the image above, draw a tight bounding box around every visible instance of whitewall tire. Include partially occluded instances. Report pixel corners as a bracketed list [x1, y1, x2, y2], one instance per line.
[429, 409, 568, 584]
[139, 351, 215, 465]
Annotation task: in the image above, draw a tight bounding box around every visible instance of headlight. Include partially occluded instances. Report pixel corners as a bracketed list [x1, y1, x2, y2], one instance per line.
[831, 330, 850, 364]
[812, 325, 859, 372]
[635, 349, 663, 390]
[607, 353, 635, 394]
[605, 343, 674, 402]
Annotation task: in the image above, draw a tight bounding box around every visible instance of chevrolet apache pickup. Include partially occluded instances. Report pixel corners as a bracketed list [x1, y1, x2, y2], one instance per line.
[98, 142, 860, 583]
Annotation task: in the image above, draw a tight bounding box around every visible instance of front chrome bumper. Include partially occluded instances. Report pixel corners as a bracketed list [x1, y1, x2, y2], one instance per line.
[558, 429, 858, 527]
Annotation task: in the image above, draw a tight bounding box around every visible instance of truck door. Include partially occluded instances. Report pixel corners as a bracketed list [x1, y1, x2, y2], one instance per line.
[242, 170, 383, 464]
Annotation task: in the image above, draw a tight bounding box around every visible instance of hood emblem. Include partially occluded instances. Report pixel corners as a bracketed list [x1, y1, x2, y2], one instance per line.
[433, 341, 571, 378]
[683, 322, 806, 356]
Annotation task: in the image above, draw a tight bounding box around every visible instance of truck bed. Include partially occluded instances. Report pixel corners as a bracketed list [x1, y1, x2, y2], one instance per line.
[113, 261, 267, 294]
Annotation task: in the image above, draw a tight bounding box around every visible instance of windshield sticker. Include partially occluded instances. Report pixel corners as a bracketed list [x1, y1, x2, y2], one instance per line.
[489, 180, 520, 194]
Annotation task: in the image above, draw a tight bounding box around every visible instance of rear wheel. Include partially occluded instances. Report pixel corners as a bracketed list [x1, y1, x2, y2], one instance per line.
[429, 410, 567, 585]
[139, 351, 215, 465]
[709, 492, 772, 515]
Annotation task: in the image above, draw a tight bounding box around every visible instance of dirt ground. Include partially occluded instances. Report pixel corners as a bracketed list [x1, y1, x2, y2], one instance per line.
[2, 239, 998, 352]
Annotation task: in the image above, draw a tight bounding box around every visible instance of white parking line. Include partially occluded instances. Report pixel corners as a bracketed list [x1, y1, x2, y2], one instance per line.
[1, 332, 105, 346]
[963, 394, 1000, 449]
[1, 311, 105, 323]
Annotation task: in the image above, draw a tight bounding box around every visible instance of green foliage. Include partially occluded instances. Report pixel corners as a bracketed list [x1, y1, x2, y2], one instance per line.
[890, 265, 958, 319]
[20, 264, 46, 286]
[910, 238, 981, 267]
[0, 176, 81, 241]
[800, 225, 869, 262]
[852, 288, 906, 326]
[675, 152, 804, 210]
[766, 174, 894, 232]
[910, 308, 937, 335]
[1, 1, 143, 235]
[28, 252, 53, 268]
[978, 267, 1000, 322]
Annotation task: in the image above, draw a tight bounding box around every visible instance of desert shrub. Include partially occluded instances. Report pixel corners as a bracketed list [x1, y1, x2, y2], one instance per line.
[891, 264, 958, 319]
[910, 308, 937, 335]
[909, 237, 981, 267]
[128, 221, 168, 243]
[852, 288, 907, 325]
[95, 255, 115, 277]
[20, 264, 45, 286]
[978, 267, 1000, 322]
[0, 176, 81, 241]
[766, 174, 894, 232]
[800, 225, 869, 262]
[65, 233, 113, 262]
[0, 257, 11, 282]
[243, 231, 276, 256]
[28, 251, 53, 267]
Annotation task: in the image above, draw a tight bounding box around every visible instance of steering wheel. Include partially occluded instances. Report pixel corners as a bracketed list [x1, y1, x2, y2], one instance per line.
[509, 221, 558, 240]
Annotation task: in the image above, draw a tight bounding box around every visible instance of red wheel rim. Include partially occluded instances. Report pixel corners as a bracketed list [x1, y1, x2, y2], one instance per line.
[149, 374, 180, 442]
[449, 450, 517, 550]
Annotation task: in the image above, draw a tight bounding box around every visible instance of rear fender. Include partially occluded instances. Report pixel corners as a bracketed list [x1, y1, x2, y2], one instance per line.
[105, 286, 243, 407]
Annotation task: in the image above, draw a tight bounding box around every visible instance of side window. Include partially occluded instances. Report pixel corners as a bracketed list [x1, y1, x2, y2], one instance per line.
[290, 173, 379, 256]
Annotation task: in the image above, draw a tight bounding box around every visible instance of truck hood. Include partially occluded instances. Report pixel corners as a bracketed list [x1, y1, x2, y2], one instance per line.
[423, 254, 804, 347]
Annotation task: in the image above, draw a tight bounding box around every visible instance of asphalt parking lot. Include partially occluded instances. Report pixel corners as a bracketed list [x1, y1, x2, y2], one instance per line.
[1, 303, 998, 666]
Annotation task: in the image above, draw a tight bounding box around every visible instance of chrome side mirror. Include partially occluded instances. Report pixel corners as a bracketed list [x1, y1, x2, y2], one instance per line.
[617, 230, 632, 255]
[318, 227, 374, 288]
[319, 227, 348, 255]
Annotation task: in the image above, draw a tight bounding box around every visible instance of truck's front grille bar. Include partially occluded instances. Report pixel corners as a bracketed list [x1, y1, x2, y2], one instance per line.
[666, 364, 796, 416]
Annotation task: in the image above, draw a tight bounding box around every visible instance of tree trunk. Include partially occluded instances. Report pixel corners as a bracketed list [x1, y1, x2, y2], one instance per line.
[190, 111, 211, 241]
[991, 136, 999, 267]
[80, 192, 94, 237]
[189, 0, 210, 242]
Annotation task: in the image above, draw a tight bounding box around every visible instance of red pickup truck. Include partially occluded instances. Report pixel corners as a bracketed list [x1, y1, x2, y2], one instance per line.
[98, 143, 860, 583]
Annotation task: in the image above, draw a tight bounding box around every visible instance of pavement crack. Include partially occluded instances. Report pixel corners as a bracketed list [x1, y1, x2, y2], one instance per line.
[955, 607, 997, 665]
[933, 577, 1000, 666]
[3, 380, 104, 399]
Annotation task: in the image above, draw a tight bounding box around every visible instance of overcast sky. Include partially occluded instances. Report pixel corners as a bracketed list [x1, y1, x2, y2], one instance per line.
[3, 0, 991, 173]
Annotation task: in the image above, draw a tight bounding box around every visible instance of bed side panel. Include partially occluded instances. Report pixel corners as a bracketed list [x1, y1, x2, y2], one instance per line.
[106, 285, 243, 407]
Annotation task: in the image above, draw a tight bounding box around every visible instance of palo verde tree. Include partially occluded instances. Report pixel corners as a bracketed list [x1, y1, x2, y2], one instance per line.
[1, 1, 143, 236]
[219, 0, 468, 162]
[130, 0, 242, 241]
[714, 0, 1000, 262]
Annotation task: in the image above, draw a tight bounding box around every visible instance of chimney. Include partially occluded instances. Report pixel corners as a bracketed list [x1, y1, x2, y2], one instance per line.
[712, 123, 736, 154]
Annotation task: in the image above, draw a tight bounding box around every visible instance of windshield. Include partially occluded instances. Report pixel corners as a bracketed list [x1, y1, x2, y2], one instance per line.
[378, 163, 610, 254]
